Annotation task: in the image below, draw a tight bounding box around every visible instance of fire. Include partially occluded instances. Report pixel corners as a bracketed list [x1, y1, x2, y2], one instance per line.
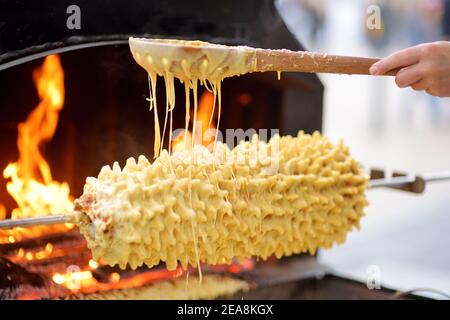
[0, 204, 5, 220]
[208, 258, 255, 274]
[172, 90, 216, 152]
[0, 54, 73, 243]
[0, 56, 258, 299]
[48, 259, 252, 295]
[171, 131, 192, 153]
[53, 270, 96, 291]
[88, 259, 99, 269]
[52, 265, 184, 294]
[194, 90, 216, 147]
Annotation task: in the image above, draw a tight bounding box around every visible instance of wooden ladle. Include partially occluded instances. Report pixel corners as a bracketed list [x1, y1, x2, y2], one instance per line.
[128, 37, 396, 79]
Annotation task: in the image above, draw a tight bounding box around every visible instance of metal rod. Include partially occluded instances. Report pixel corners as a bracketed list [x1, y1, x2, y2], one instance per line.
[368, 171, 450, 192]
[0, 40, 129, 71]
[423, 171, 450, 182]
[368, 175, 416, 188]
[0, 214, 69, 229]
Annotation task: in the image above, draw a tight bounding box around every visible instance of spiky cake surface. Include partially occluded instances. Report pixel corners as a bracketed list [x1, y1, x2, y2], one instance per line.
[74, 132, 368, 270]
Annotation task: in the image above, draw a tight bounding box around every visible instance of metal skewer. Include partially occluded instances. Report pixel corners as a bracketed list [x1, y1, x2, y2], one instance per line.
[368, 170, 450, 193]
[1, 171, 450, 230]
[368, 175, 424, 192]
[0, 214, 71, 229]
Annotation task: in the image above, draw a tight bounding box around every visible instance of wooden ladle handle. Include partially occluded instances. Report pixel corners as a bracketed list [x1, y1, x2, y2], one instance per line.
[255, 49, 397, 76]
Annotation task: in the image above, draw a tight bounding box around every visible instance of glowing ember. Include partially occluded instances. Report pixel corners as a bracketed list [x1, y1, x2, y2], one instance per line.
[88, 259, 99, 269]
[208, 258, 255, 274]
[52, 267, 184, 294]
[109, 272, 120, 283]
[35, 243, 54, 260]
[53, 270, 96, 290]
[0, 54, 74, 243]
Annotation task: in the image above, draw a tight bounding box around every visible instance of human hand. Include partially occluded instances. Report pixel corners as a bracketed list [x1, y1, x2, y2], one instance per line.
[370, 41, 450, 97]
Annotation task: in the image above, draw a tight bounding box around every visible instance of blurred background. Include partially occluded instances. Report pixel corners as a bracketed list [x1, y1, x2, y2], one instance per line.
[277, 0, 450, 298]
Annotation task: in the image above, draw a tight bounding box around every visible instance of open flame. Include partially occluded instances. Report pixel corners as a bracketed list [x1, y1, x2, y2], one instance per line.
[0, 54, 74, 243]
[172, 90, 216, 152]
[0, 204, 5, 220]
[0, 58, 255, 297]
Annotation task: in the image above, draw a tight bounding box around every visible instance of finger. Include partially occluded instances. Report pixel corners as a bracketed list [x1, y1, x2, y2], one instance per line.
[370, 46, 422, 75]
[395, 64, 423, 88]
[410, 79, 428, 91]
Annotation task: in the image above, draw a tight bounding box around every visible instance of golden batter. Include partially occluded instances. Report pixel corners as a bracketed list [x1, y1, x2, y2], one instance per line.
[129, 37, 257, 156]
[74, 131, 368, 270]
